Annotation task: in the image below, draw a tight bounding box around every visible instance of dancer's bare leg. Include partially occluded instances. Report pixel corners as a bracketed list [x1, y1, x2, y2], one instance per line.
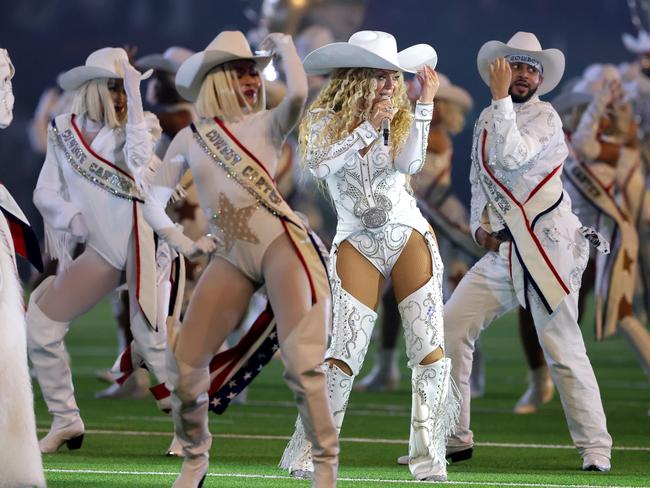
[36, 248, 122, 320]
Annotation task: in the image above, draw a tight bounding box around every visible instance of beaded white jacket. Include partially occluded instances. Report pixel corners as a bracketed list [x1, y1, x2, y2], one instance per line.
[306, 102, 433, 244]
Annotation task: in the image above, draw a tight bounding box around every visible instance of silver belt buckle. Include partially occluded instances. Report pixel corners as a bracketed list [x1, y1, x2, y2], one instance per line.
[361, 207, 388, 229]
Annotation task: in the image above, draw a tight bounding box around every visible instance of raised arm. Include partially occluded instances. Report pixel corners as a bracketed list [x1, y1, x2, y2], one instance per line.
[395, 65, 437, 174]
[304, 111, 378, 179]
[263, 33, 308, 144]
[122, 61, 163, 194]
[394, 102, 433, 174]
[490, 97, 561, 170]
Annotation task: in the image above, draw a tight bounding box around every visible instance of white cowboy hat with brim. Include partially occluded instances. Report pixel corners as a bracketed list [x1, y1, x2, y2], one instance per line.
[622, 30, 650, 53]
[477, 31, 565, 96]
[436, 73, 473, 110]
[571, 64, 621, 96]
[58, 47, 152, 91]
[135, 46, 194, 75]
[303, 30, 437, 75]
[175, 31, 272, 102]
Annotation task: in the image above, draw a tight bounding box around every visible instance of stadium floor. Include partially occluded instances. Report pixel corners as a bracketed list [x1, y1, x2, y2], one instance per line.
[34, 298, 650, 487]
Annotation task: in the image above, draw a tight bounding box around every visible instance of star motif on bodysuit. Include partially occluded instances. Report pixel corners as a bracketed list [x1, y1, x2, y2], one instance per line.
[211, 193, 259, 252]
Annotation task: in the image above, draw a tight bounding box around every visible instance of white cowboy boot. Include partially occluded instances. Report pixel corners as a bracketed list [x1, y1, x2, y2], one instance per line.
[282, 364, 353, 480]
[168, 351, 211, 488]
[513, 365, 554, 414]
[26, 277, 84, 453]
[409, 358, 459, 481]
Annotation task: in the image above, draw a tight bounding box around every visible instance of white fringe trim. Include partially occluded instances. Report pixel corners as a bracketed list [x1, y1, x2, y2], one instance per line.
[408, 358, 462, 469]
[169, 183, 187, 203]
[278, 414, 310, 471]
[44, 223, 76, 272]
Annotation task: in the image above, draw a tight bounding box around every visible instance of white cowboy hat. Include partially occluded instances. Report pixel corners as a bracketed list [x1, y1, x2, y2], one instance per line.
[477, 31, 565, 96]
[303, 30, 437, 75]
[135, 46, 194, 75]
[175, 31, 272, 102]
[622, 30, 650, 53]
[436, 73, 473, 111]
[58, 47, 152, 91]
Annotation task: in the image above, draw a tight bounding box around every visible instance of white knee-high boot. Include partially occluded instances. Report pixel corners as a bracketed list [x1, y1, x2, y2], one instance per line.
[26, 276, 85, 454]
[399, 275, 460, 481]
[279, 290, 376, 485]
[280, 363, 352, 480]
[409, 358, 459, 480]
[168, 349, 211, 488]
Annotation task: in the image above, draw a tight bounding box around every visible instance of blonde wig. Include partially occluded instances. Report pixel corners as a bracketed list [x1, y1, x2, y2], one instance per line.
[71, 79, 122, 128]
[195, 62, 265, 121]
[298, 67, 412, 161]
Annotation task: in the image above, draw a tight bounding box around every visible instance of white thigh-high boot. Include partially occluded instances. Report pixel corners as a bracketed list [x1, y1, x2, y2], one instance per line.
[400, 274, 460, 481]
[26, 276, 85, 454]
[168, 349, 211, 488]
[280, 289, 376, 484]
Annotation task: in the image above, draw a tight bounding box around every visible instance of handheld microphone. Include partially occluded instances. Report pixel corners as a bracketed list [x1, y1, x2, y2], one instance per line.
[380, 95, 391, 146]
[381, 118, 390, 146]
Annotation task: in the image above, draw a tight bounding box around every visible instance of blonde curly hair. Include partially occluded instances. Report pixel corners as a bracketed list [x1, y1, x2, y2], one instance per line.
[298, 67, 412, 161]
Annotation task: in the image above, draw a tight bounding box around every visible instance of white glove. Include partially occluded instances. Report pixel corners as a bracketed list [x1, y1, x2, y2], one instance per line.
[69, 213, 89, 241]
[157, 226, 218, 260]
[121, 59, 150, 126]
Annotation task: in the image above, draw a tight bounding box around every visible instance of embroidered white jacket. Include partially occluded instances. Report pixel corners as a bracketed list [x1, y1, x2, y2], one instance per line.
[34, 113, 160, 269]
[470, 95, 569, 241]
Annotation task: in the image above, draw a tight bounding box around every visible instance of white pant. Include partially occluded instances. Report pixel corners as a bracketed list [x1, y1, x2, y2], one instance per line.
[445, 251, 612, 459]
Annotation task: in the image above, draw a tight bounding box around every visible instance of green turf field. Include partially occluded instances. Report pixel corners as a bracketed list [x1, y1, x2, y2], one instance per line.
[33, 298, 650, 487]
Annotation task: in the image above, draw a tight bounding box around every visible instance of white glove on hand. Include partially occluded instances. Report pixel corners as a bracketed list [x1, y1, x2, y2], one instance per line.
[158, 226, 218, 260]
[121, 59, 150, 125]
[69, 213, 89, 242]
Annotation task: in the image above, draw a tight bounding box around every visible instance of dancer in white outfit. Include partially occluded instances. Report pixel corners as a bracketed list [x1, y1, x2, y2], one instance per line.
[280, 31, 459, 482]
[27, 47, 177, 454]
[0, 46, 46, 488]
[444, 32, 613, 472]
